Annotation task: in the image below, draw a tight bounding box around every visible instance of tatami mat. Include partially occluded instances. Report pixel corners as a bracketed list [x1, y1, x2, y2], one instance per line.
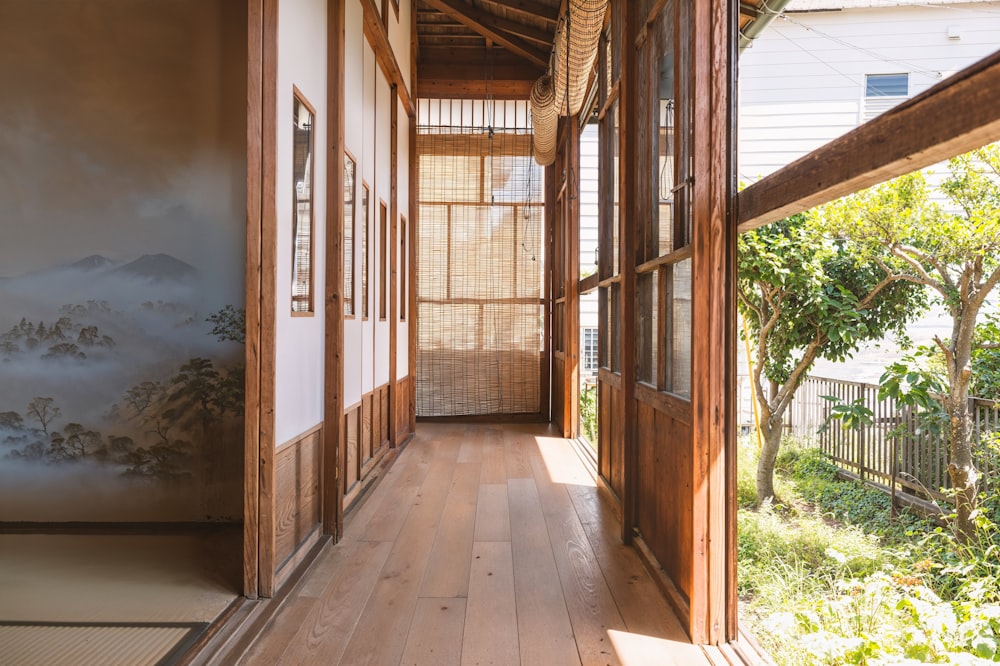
[0, 532, 239, 665]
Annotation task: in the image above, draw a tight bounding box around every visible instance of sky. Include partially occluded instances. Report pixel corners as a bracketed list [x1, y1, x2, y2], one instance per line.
[0, 0, 246, 293]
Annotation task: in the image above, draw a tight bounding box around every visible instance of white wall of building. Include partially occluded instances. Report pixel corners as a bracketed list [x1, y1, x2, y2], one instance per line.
[275, 0, 327, 446]
[738, 0, 1000, 183]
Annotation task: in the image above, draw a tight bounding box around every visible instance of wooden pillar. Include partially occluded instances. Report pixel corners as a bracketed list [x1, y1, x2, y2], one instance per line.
[244, 0, 264, 600]
[253, 0, 279, 599]
[564, 116, 581, 438]
[619, 0, 638, 545]
[388, 84, 398, 447]
[323, 0, 346, 543]
[689, 0, 734, 644]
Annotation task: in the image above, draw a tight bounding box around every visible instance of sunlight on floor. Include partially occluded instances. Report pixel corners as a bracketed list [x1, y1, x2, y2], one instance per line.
[534, 435, 598, 486]
[609, 628, 704, 665]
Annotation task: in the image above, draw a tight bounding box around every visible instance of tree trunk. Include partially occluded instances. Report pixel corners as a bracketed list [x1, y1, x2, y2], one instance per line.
[946, 304, 979, 544]
[947, 390, 978, 543]
[756, 418, 784, 506]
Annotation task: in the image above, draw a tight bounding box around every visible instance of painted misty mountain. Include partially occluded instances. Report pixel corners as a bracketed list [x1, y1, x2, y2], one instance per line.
[0, 254, 243, 523]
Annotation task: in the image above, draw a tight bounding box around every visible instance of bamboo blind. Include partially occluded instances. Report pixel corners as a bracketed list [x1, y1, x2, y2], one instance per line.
[416, 113, 544, 417]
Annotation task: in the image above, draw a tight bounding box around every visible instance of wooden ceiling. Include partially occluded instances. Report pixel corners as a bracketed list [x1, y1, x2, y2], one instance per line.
[415, 0, 560, 99]
[414, 0, 775, 99]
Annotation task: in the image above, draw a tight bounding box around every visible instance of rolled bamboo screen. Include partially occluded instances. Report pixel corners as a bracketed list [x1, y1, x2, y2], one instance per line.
[416, 116, 545, 417]
[530, 74, 557, 166]
[530, 0, 608, 166]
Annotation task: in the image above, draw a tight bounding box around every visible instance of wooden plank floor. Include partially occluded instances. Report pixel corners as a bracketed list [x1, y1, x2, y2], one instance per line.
[238, 423, 712, 666]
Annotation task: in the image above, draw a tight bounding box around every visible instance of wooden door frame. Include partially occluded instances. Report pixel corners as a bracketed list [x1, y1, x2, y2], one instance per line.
[324, 0, 347, 545]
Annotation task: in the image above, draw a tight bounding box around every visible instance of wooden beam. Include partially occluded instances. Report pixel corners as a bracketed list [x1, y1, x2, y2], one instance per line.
[360, 0, 415, 117]
[324, 0, 347, 542]
[481, 0, 558, 26]
[738, 48, 1000, 232]
[417, 73, 537, 99]
[421, 0, 550, 68]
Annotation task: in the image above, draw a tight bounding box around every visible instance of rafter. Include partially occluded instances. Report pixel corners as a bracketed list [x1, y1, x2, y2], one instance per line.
[421, 0, 550, 68]
[478, 0, 559, 27]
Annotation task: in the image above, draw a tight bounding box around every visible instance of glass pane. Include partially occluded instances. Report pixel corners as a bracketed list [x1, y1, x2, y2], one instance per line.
[292, 96, 314, 313]
[866, 73, 908, 97]
[344, 154, 356, 316]
[670, 258, 692, 397]
[637, 271, 657, 385]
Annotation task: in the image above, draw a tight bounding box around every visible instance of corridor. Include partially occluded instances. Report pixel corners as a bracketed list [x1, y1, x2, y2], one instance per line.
[234, 423, 717, 665]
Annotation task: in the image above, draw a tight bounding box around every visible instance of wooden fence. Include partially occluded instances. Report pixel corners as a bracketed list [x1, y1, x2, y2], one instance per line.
[738, 375, 1000, 505]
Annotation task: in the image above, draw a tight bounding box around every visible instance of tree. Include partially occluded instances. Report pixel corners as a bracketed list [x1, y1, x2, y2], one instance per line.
[738, 213, 926, 505]
[26, 397, 60, 436]
[168, 357, 221, 433]
[820, 146, 1000, 542]
[123, 381, 163, 418]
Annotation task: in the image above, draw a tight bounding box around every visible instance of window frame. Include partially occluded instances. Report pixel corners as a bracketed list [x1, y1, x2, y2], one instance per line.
[291, 87, 316, 316]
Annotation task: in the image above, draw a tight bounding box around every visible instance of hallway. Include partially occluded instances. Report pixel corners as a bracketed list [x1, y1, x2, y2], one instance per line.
[236, 423, 712, 665]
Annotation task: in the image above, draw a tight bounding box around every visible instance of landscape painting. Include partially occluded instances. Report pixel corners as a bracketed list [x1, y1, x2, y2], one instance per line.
[0, 0, 247, 523]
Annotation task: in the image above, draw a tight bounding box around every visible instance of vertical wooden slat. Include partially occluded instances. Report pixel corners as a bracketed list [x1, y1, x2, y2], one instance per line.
[542, 165, 555, 419]
[324, 0, 346, 542]
[258, 0, 279, 598]
[564, 117, 581, 438]
[389, 85, 399, 447]
[244, 0, 264, 601]
[409, 116, 418, 435]
[619, 0, 638, 547]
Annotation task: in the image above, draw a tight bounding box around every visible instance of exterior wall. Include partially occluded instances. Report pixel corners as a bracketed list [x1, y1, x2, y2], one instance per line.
[274, 0, 328, 447]
[738, 0, 1000, 182]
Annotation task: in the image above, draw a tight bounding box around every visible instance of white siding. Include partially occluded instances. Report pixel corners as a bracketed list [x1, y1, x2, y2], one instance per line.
[738, 1, 1000, 183]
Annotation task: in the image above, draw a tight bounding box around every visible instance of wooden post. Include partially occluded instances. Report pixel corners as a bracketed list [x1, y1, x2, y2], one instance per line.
[244, 0, 264, 600]
[689, 0, 733, 644]
[619, 0, 638, 545]
[255, 0, 279, 599]
[323, 0, 346, 542]
[565, 116, 581, 438]
[389, 84, 398, 447]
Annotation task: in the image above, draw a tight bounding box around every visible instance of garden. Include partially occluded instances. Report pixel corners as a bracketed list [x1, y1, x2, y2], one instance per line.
[737, 146, 1000, 664]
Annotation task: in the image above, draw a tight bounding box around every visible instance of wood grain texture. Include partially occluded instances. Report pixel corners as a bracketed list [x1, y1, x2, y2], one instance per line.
[243, 0, 263, 600]
[338, 459, 455, 666]
[258, 0, 279, 598]
[279, 540, 391, 665]
[400, 598, 467, 666]
[419, 462, 481, 598]
[619, 0, 639, 547]
[461, 541, 520, 666]
[274, 428, 323, 568]
[507, 477, 580, 666]
[473, 483, 510, 543]
[359, 0, 415, 116]
[389, 88, 399, 450]
[738, 49, 1000, 232]
[235, 424, 716, 665]
[323, 0, 347, 544]
[690, 0, 733, 643]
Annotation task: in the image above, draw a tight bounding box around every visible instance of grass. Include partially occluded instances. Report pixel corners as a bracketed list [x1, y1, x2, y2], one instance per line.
[739, 436, 1000, 665]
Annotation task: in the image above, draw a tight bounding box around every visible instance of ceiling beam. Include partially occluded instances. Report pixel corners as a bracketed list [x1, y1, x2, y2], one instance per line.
[480, 0, 559, 27]
[738, 49, 1000, 232]
[421, 0, 550, 68]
